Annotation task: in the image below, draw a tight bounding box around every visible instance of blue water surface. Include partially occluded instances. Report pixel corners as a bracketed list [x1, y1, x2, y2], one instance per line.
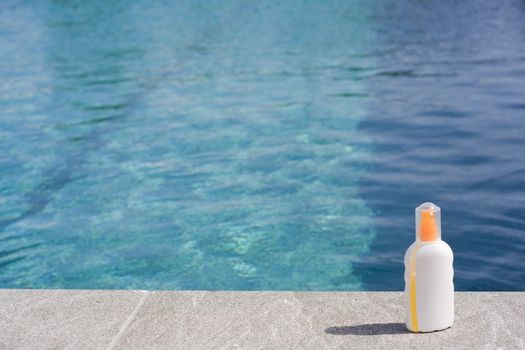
[0, 0, 524, 290]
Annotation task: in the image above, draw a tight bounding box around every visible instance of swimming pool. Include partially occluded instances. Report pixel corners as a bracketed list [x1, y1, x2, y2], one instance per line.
[1, 0, 524, 290]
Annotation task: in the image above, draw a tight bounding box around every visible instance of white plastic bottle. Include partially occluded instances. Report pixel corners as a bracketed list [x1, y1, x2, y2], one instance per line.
[404, 202, 454, 332]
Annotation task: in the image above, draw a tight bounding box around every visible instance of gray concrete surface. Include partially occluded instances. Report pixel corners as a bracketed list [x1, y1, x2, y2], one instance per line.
[0, 289, 145, 350]
[0, 290, 523, 349]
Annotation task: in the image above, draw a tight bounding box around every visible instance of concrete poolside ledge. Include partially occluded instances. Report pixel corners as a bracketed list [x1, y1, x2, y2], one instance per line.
[0, 290, 523, 349]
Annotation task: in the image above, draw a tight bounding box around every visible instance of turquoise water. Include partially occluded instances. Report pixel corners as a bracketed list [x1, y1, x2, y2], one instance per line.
[1, 0, 524, 290]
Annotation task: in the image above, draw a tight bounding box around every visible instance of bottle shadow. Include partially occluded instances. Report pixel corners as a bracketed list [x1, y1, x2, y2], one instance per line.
[325, 322, 410, 336]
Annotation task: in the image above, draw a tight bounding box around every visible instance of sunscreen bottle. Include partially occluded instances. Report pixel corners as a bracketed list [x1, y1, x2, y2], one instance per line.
[404, 202, 454, 332]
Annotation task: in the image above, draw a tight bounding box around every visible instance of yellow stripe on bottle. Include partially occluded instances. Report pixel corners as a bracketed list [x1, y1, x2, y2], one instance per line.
[409, 245, 420, 332]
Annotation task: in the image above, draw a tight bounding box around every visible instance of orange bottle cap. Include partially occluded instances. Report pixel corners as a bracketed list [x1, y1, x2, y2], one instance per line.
[415, 202, 441, 242]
